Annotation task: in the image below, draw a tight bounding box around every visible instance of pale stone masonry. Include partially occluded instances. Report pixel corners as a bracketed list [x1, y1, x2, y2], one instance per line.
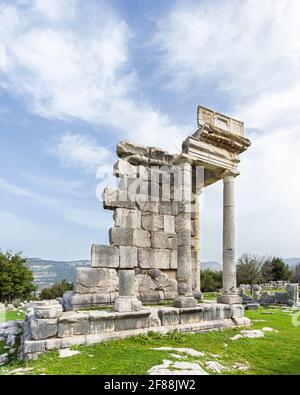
[62, 105, 251, 311]
[21, 105, 253, 360]
[22, 301, 248, 360]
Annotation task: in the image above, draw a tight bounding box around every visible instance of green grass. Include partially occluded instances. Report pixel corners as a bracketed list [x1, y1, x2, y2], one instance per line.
[1, 307, 300, 375]
[0, 341, 6, 356]
[0, 310, 25, 322]
[203, 292, 219, 300]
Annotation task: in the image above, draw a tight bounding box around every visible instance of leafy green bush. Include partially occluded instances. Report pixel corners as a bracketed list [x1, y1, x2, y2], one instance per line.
[201, 269, 222, 292]
[39, 279, 73, 300]
[0, 251, 36, 303]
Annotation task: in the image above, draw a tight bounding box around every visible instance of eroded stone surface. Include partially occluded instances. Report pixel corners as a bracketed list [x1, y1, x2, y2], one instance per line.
[58, 348, 81, 358]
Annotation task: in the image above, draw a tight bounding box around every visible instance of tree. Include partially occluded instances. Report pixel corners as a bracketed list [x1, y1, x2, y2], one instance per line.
[40, 279, 73, 300]
[0, 251, 36, 303]
[290, 263, 300, 283]
[236, 254, 265, 287]
[201, 269, 222, 292]
[262, 257, 291, 282]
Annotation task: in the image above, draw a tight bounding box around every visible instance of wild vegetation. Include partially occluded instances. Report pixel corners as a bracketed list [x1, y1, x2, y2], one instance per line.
[0, 251, 36, 303]
[1, 307, 300, 375]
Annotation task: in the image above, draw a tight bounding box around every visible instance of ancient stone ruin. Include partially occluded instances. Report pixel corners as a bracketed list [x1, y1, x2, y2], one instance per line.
[21, 106, 253, 360]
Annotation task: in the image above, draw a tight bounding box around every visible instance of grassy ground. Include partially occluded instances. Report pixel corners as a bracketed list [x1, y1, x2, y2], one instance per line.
[1, 306, 300, 375]
[203, 292, 219, 301]
[0, 310, 25, 322]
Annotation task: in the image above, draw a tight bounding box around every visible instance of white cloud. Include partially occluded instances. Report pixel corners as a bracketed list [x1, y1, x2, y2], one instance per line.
[0, 176, 106, 230]
[0, 177, 33, 197]
[32, 0, 77, 21]
[0, 0, 184, 150]
[155, 0, 300, 260]
[154, 0, 300, 97]
[54, 132, 111, 172]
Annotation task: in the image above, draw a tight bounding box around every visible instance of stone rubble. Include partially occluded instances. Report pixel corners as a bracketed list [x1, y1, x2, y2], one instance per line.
[58, 348, 81, 358]
[204, 360, 226, 373]
[152, 346, 205, 357]
[147, 359, 208, 375]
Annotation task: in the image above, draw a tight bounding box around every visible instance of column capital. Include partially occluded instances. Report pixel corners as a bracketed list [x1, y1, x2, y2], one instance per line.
[221, 169, 240, 182]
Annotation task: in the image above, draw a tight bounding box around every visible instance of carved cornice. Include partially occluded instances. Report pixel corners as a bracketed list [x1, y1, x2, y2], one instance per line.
[191, 124, 251, 155]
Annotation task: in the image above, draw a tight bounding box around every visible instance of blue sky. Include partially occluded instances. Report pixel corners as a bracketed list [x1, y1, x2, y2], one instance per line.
[0, 0, 299, 261]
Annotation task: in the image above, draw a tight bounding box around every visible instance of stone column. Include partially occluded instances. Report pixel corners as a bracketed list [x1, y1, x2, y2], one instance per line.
[217, 171, 241, 304]
[114, 270, 142, 312]
[193, 187, 202, 297]
[174, 161, 198, 308]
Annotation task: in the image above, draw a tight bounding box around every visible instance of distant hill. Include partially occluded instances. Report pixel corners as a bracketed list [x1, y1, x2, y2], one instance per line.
[26, 257, 300, 291]
[283, 258, 300, 269]
[26, 258, 90, 291]
[201, 261, 222, 271]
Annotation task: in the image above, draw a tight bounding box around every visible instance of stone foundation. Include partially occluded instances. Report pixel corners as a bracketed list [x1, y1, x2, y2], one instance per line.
[22, 302, 249, 360]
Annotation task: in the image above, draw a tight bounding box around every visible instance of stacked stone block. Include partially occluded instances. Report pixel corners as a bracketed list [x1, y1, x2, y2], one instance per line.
[66, 140, 201, 310]
[23, 302, 246, 360]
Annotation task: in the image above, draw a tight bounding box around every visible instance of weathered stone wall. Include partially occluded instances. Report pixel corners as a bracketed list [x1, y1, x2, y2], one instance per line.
[22, 302, 246, 360]
[65, 141, 199, 310]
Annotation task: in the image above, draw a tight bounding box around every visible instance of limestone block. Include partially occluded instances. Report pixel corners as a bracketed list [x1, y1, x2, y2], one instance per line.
[91, 293, 111, 304]
[158, 308, 179, 326]
[231, 305, 244, 319]
[117, 140, 149, 158]
[136, 272, 156, 292]
[114, 311, 151, 331]
[149, 147, 173, 164]
[85, 334, 103, 345]
[179, 308, 203, 324]
[152, 249, 170, 269]
[119, 246, 137, 268]
[61, 335, 86, 348]
[164, 215, 175, 234]
[113, 159, 137, 178]
[89, 311, 115, 333]
[177, 230, 191, 247]
[119, 269, 136, 297]
[202, 305, 217, 321]
[148, 309, 161, 327]
[173, 296, 197, 308]
[109, 227, 134, 246]
[138, 248, 170, 269]
[74, 267, 118, 293]
[149, 269, 177, 293]
[30, 318, 58, 340]
[138, 165, 149, 180]
[136, 199, 159, 213]
[148, 181, 159, 202]
[139, 291, 160, 302]
[151, 232, 177, 249]
[114, 208, 141, 229]
[69, 293, 93, 309]
[57, 312, 90, 338]
[158, 202, 172, 215]
[91, 244, 119, 268]
[103, 187, 136, 210]
[34, 305, 62, 319]
[24, 340, 46, 354]
[175, 213, 191, 231]
[114, 296, 142, 312]
[138, 248, 151, 269]
[45, 338, 62, 350]
[141, 213, 163, 231]
[133, 229, 151, 248]
[163, 291, 177, 300]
